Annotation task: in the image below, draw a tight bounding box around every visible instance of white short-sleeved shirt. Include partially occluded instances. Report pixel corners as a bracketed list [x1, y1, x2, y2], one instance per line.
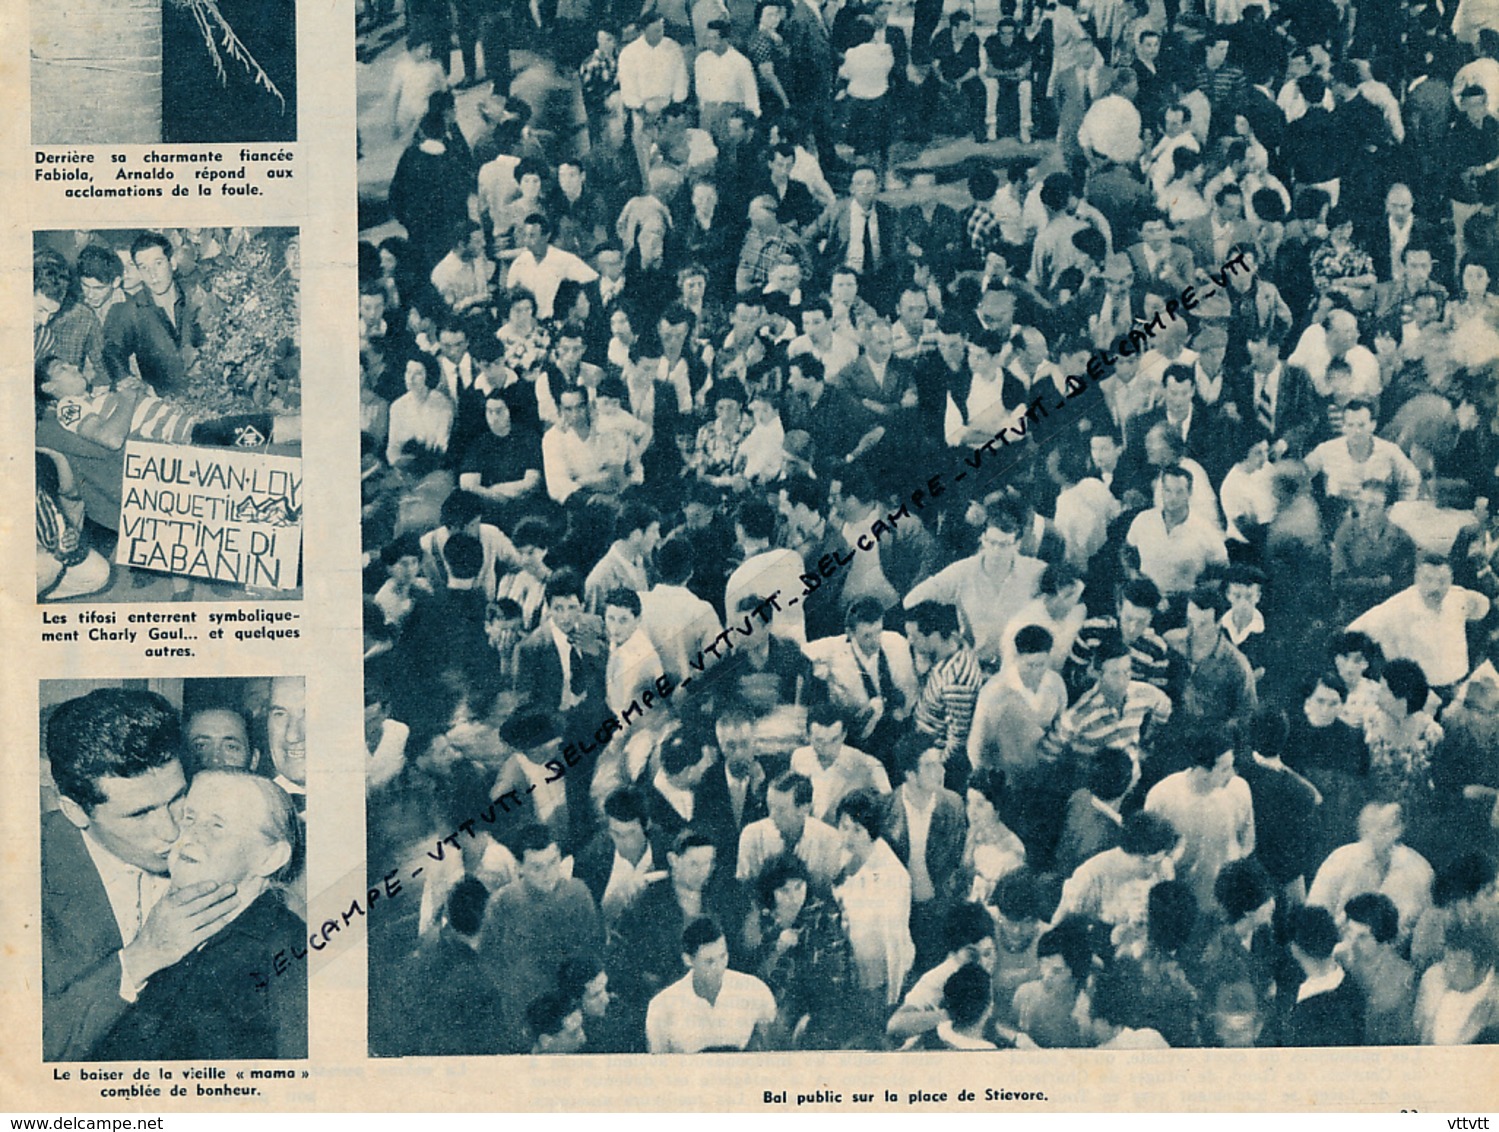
[1126, 509, 1228, 595]
[645, 970, 777, 1053]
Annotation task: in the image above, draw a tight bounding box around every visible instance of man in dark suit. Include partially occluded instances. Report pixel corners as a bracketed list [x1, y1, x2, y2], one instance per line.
[644, 734, 713, 857]
[694, 719, 771, 873]
[42, 688, 239, 1062]
[101, 232, 205, 397]
[785, 0, 837, 163]
[376, 877, 506, 1056]
[90, 771, 307, 1060]
[1180, 184, 1256, 278]
[511, 568, 608, 848]
[1120, 364, 1226, 492]
[1072, 253, 1147, 351]
[573, 786, 662, 927]
[393, 531, 493, 717]
[1364, 183, 1442, 283]
[751, 142, 825, 233]
[1127, 212, 1196, 295]
[885, 746, 968, 971]
[606, 827, 747, 1046]
[1236, 327, 1326, 458]
[514, 567, 607, 721]
[1286, 905, 1367, 1046]
[808, 166, 904, 312]
[900, 171, 965, 281]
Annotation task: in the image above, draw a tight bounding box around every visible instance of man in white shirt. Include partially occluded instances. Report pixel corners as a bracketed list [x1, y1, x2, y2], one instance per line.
[789, 703, 892, 821]
[1308, 802, 1434, 946]
[430, 222, 496, 314]
[542, 390, 611, 504]
[1306, 400, 1424, 508]
[646, 917, 777, 1052]
[617, 11, 690, 180]
[788, 299, 859, 383]
[805, 597, 919, 749]
[603, 588, 666, 718]
[1287, 309, 1382, 397]
[506, 214, 598, 320]
[43, 688, 240, 1061]
[694, 20, 759, 141]
[737, 771, 845, 887]
[585, 500, 659, 612]
[589, 787, 665, 927]
[1126, 464, 1229, 596]
[833, 789, 915, 1006]
[1143, 737, 1255, 909]
[1349, 553, 1490, 690]
[724, 498, 807, 644]
[904, 497, 1045, 662]
[640, 537, 723, 686]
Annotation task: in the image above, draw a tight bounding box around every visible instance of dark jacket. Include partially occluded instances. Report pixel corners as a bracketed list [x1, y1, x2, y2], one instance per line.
[1285, 971, 1366, 1047]
[42, 813, 135, 1061]
[102, 285, 204, 397]
[514, 617, 607, 719]
[884, 785, 967, 906]
[376, 930, 508, 1056]
[92, 890, 307, 1060]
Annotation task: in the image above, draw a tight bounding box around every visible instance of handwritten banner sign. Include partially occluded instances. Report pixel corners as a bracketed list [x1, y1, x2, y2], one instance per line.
[116, 440, 303, 590]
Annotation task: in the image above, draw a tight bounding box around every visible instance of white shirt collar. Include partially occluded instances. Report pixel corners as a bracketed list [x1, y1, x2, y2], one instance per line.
[1296, 964, 1346, 1003]
[273, 773, 306, 796]
[654, 770, 696, 821]
[79, 829, 169, 947]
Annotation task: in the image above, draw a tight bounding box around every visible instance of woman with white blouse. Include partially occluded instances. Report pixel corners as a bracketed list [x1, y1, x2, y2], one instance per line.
[386, 353, 455, 471]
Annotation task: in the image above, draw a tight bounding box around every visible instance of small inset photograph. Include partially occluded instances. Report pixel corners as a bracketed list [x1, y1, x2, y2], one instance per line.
[40, 675, 308, 1063]
[31, 0, 297, 145]
[34, 228, 303, 603]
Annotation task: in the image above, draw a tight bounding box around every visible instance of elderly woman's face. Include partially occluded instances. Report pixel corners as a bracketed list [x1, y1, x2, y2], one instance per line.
[168, 775, 286, 891]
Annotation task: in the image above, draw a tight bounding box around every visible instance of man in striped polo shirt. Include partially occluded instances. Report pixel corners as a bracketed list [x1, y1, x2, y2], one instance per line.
[906, 601, 983, 794]
[1066, 577, 1171, 699]
[1044, 632, 1173, 795]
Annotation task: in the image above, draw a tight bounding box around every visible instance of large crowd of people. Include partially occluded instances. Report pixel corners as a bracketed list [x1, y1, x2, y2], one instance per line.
[359, 0, 1499, 1053]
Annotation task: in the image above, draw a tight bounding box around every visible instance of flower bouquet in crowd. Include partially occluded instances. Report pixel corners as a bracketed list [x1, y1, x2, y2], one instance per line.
[170, 0, 286, 111]
[183, 230, 302, 421]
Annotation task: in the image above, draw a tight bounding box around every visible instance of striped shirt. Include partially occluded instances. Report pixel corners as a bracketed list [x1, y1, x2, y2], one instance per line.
[1042, 679, 1173, 765]
[55, 389, 199, 445]
[1066, 616, 1171, 697]
[914, 645, 984, 759]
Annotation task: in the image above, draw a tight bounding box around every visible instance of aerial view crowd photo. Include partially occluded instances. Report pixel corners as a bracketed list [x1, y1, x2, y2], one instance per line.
[354, 0, 1499, 1054]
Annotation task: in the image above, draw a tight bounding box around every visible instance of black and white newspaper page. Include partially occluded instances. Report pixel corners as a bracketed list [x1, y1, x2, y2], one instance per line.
[2, 0, 1498, 1117]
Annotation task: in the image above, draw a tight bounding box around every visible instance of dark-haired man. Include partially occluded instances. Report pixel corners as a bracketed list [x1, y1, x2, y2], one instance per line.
[515, 567, 607, 719]
[386, 876, 506, 1055]
[481, 823, 603, 1053]
[833, 788, 914, 1009]
[42, 689, 239, 1061]
[506, 212, 599, 319]
[1286, 905, 1366, 1046]
[610, 827, 748, 1044]
[904, 602, 984, 787]
[101, 232, 204, 397]
[736, 772, 843, 888]
[646, 917, 777, 1052]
